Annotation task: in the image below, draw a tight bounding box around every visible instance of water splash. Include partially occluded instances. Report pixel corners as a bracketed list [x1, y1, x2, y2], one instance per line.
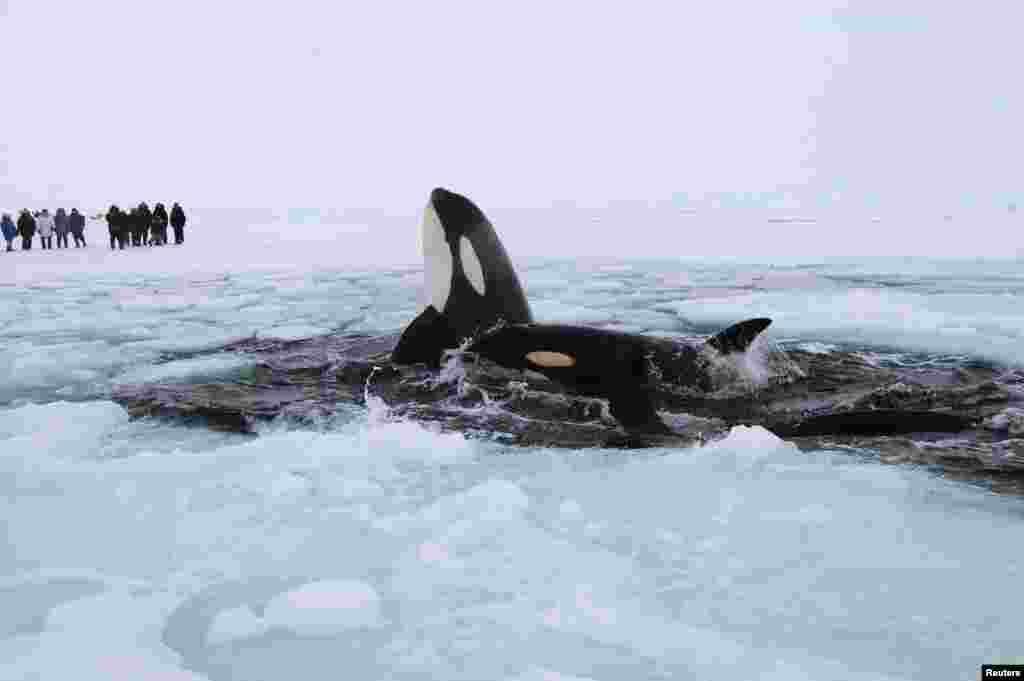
[437, 349, 469, 390]
[434, 334, 482, 396]
[701, 336, 804, 393]
[364, 366, 391, 424]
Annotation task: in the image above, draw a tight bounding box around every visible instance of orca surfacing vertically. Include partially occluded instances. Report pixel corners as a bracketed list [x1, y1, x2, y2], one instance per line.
[391, 188, 776, 431]
[391, 188, 533, 366]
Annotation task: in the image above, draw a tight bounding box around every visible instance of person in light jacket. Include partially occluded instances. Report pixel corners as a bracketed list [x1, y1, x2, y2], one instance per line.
[36, 209, 55, 250]
[1, 213, 16, 252]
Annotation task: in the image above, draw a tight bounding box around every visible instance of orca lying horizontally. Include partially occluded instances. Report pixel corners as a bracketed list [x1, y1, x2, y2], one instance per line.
[392, 188, 979, 436]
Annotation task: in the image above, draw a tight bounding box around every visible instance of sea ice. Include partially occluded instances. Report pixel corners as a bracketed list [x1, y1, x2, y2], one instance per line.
[2, 228, 1023, 680]
[263, 579, 383, 635]
[206, 604, 267, 646]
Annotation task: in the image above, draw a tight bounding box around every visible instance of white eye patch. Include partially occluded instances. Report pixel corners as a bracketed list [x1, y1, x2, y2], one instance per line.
[422, 201, 452, 311]
[459, 235, 486, 296]
[526, 351, 576, 368]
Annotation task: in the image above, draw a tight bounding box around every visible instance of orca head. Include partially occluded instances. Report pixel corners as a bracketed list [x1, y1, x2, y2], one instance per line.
[421, 187, 483, 313]
[393, 188, 532, 365]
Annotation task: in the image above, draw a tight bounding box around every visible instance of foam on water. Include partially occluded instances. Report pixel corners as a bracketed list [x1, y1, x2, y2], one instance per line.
[2, 233, 1023, 679]
[697, 335, 803, 392]
[795, 341, 838, 354]
[986, 407, 1024, 436]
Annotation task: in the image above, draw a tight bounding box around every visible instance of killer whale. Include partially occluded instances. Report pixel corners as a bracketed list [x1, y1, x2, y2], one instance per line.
[393, 188, 775, 430]
[391, 188, 533, 366]
[466, 321, 774, 430]
[390, 188, 987, 437]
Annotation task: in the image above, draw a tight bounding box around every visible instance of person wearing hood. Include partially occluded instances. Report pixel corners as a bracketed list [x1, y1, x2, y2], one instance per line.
[1, 213, 16, 252]
[118, 208, 132, 249]
[106, 205, 121, 250]
[134, 202, 152, 246]
[36, 209, 55, 250]
[151, 203, 169, 246]
[69, 208, 86, 247]
[54, 208, 70, 248]
[17, 210, 35, 249]
[170, 203, 187, 244]
[126, 208, 139, 249]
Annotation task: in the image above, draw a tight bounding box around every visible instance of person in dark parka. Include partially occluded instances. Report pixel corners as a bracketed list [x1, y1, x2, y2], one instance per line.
[69, 208, 86, 247]
[129, 207, 140, 246]
[1, 213, 16, 252]
[125, 208, 139, 249]
[170, 203, 186, 245]
[121, 210, 133, 249]
[54, 208, 70, 248]
[134, 202, 152, 246]
[118, 209, 132, 249]
[151, 203, 169, 246]
[106, 205, 121, 250]
[17, 209, 36, 250]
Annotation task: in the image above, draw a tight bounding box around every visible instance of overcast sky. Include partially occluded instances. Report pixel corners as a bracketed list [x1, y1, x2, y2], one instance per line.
[1, 2, 1021, 257]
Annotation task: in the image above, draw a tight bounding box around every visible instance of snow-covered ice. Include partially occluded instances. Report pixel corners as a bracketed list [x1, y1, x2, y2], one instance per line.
[2, 215, 1023, 679]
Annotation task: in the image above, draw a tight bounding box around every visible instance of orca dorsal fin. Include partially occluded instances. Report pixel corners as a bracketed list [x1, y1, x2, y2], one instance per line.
[705, 317, 772, 354]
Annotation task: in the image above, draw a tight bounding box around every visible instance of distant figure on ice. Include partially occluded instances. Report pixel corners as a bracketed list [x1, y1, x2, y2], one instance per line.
[151, 203, 169, 245]
[54, 208, 70, 248]
[69, 208, 86, 247]
[106, 205, 122, 250]
[170, 202, 186, 244]
[134, 202, 151, 246]
[36, 209, 55, 250]
[1, 213, 16, 252]
[117, 207, 132, 249]
[127, 208, 139, 248]
[17, 209, 35, 249]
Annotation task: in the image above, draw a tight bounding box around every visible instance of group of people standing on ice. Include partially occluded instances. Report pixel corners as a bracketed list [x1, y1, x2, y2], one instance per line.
[2, 203, 188, 253]
[2, 208, 88, 252]
[104, 202, 187, 250]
